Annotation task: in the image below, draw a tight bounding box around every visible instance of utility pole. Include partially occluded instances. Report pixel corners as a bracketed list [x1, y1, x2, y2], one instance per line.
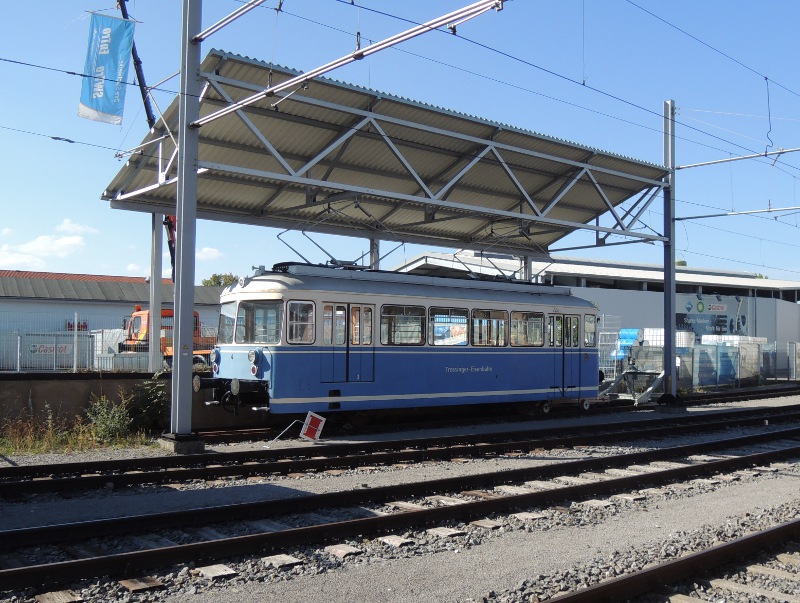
[663, 100, 677, 400]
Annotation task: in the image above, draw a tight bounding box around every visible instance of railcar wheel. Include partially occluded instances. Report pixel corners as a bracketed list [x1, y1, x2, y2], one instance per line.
[579, 398, 591, 412]
[539, 401, 551, 415]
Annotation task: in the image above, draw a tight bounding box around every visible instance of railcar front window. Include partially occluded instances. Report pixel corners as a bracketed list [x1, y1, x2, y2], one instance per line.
[471, 309, 507, 347]
[584, 315, 597, 347]
[510, 311, 544, 346]
[236, 301, 283, 344]
[287, 301, 315, 344]
[381, 305, 425, 345]
[428, 307, 468, 346]
[217, 303, 236, 344]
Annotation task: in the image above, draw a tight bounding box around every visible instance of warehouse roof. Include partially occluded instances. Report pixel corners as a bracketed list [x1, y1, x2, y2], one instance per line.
[397, 251, 800, 301]
[0, 271, 222, 305]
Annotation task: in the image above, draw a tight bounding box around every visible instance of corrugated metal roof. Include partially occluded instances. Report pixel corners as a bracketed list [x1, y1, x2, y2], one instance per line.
[103, 49, 669, 257]
[0, 272, 222, 305]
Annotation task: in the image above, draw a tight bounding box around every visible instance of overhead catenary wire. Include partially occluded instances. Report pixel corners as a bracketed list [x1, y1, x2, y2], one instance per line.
[3, 2, 799, 278]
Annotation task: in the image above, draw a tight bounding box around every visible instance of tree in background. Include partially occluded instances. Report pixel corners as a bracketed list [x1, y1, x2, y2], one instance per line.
[202, 272, 239, 287]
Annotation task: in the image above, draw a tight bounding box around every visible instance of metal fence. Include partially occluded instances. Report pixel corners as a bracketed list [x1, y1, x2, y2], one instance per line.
[619, 340, 788, 396]
[0, 310, 217, 372]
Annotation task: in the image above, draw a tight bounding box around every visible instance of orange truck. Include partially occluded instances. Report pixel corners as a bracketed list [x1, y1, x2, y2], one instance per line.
[119, 306, 216, 367]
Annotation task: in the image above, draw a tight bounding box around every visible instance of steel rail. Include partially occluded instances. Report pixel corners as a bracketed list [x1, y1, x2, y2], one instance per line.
[1, 441, 799, 592]
[2, 408, 800, 497]
[2, 404, 797, 481]
[547, 519, 800, 602]
[3, 428, 799, 554]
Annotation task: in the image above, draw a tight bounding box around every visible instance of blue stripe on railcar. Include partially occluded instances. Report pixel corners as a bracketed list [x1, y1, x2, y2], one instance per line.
[216, 344, 598, 413]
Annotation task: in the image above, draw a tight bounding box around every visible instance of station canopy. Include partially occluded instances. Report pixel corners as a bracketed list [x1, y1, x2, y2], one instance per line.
[103, 49, 669, 258]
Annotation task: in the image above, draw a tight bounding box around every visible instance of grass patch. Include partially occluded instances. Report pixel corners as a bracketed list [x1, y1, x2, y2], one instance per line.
[0, 395, 152, 456]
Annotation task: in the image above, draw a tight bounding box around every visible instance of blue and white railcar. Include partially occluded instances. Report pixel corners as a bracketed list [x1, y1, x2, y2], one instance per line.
[200, 263, 599, 414]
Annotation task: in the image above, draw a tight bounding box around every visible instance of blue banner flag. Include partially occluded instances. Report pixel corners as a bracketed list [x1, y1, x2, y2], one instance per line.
[78, 13, 135, 125]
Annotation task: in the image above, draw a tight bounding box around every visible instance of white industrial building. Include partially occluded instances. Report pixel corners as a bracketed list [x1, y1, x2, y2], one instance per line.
[397, 251, 800, 378]
[2, 257, 799, 377]
[0, 271, 222, 371]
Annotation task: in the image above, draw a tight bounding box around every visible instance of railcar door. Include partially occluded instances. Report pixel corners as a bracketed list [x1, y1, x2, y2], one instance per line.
[548, 314, 581, 398]
[321, 303, 374, 383]
[563, 314, 581, 398]
[348, 304, 374, 382]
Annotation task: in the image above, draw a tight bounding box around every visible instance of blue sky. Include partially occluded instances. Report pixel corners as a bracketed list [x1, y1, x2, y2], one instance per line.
[1, 1, 799, 283]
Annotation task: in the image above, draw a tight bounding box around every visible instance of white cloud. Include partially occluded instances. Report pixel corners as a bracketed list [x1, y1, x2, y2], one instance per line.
[56, 219, 99, 235]
[126, 263, 141, 272]
[0, 245, 46, 270]
[196, 247, 223, 261]
[17, 235, 85, 258]
[0, 228, 12, 237]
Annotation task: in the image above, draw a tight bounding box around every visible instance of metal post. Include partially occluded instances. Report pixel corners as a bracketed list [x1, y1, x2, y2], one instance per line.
[369, 239, 380, 269]
[521, 255, 532, 282]
[73, 311, 78, 373]
[149, 214, 163, 372]
[663, 100, 677, 399]
[169, 0, 202, 443]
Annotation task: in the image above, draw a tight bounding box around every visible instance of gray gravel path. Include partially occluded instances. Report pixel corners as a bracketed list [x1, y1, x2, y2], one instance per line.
[163, 474, 800, 603]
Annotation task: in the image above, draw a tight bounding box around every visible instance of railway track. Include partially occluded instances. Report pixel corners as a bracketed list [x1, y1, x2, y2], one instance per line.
[2, 405, 800, 497]
[1, 427, 799, 595]
[547, 521, 800, 603]
[194, 383, 800, 444]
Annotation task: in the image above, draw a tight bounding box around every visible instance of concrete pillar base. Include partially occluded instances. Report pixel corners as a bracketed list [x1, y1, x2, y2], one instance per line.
[158, 433, 205, 454]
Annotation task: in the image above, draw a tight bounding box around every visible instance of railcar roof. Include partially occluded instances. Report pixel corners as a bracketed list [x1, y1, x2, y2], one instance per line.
[220, 264, 596, 309]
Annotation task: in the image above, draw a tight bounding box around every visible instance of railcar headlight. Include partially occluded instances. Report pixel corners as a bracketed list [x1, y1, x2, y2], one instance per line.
[210, 349, 219, 364]
[247, 349, 258, 363]
[230, 378, 241, 396]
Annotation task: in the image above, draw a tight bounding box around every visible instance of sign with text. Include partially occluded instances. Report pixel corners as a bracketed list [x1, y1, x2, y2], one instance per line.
[78, 13, 135, 125]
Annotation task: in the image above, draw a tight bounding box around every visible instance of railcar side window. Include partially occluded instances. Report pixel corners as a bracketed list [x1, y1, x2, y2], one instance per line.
[349, 306, 374, 345]
[566, 315, 580, 347]
[548, 315, 563, 347]
[428, 307, 468, 346]
[236, 301, 283, 344]
[584, 314, 597, 347]
[323, 305, 347, 345]
[510, 311, 544, 346]
[217, 302, 236, 344]
[287, 301, 315, 344]
[381, 305, 425, 345]
[471, 309, 507, 347]
[362, 307, 373, 345]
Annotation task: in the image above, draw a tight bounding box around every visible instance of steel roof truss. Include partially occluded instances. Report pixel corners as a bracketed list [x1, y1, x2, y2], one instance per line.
[434, 146, 492, 200]
[539, 166, 588, 217]
[207, 80, 295, 175]
[368, 119, 434, 199]
[489, 147, 543, 216]
[278, 90, 666, 188]
[586, 169, 627, 231]
[296, 115, 372, 178]
[198, 159, 664, 242]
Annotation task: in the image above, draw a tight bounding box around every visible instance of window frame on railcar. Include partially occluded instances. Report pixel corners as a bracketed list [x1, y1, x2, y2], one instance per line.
[217, 288, 598, 353]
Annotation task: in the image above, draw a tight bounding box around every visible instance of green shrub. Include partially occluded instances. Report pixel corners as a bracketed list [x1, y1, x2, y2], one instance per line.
[129, 371, 171, 433]
[86, 392, 132, 443]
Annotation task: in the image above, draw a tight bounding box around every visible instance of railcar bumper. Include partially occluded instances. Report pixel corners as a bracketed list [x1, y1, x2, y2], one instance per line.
[194, 375, 269, 411]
